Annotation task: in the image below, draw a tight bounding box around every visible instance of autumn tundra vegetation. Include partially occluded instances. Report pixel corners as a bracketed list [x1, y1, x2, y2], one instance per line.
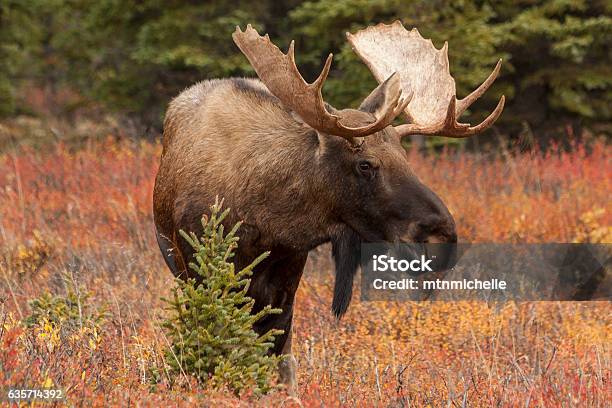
[0, 134, 609, 405]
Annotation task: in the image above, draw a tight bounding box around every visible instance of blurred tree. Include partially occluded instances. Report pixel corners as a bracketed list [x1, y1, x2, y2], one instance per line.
[39, 0, 274, 128]
[1, 0, 610, 140]
[0, 1, 42, 117]
[495, 0, 612, 138]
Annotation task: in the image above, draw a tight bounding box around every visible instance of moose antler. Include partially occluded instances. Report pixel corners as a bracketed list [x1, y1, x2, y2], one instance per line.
[233, 25, 410, 140]
[347, 21, 505, 138]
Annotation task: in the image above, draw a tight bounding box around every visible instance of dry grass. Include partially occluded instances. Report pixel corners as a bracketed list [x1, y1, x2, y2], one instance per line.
[0, 138, 610, 406]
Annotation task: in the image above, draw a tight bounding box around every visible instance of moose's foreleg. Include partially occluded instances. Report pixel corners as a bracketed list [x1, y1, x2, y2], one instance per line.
[248, 251, 307, 396]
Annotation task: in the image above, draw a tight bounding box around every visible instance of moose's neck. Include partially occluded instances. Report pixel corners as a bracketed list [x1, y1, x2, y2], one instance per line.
[229, 122, 338, 252]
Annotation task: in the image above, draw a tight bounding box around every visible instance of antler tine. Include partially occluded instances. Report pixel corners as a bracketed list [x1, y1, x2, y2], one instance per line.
[462, 95, 505, 135]
[456, 60, 502, 116]
[395, 94, 505, 138]
[313, 53, 333, 89]
[233, 25, 405, 140]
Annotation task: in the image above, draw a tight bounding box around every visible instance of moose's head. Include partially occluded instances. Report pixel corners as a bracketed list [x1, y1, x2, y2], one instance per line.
[231, 22, 504, 315]
[233, 22, 503, 247]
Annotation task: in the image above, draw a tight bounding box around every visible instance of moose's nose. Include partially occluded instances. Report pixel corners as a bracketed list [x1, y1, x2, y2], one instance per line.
[402, 213, 456, 243]
[397, 216, 457, 274]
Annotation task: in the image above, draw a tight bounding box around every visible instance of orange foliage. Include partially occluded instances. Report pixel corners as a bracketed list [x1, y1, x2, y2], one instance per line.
[0, 139, 610, 406]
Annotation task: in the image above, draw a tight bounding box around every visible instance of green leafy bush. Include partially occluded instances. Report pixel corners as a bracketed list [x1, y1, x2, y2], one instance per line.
[162, 200, 283, 394]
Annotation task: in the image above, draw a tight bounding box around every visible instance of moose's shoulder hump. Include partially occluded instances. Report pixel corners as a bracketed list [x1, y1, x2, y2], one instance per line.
[231, 77, 279, 105]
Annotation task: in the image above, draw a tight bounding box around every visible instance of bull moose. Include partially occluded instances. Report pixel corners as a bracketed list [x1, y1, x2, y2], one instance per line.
[153, 21, 504, 392]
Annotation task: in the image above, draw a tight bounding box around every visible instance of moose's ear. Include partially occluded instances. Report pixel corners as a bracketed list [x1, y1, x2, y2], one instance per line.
[358, 72, 405, 119]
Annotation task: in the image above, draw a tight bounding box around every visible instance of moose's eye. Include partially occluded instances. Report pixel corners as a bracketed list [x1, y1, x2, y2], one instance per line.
[358, 161, 371, 171]
[356, 160, 376, 179]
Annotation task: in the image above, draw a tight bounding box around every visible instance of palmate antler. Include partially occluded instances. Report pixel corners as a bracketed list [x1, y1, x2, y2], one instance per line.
[233, 25, 410, 140]
[347, 21, 505, 138]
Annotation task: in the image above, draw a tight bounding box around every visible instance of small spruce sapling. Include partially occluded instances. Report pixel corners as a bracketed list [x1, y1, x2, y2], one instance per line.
[162, 199, 283, 394]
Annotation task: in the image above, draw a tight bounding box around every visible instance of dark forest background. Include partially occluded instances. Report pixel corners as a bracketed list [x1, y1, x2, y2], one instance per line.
[1, 0, 610, 148]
